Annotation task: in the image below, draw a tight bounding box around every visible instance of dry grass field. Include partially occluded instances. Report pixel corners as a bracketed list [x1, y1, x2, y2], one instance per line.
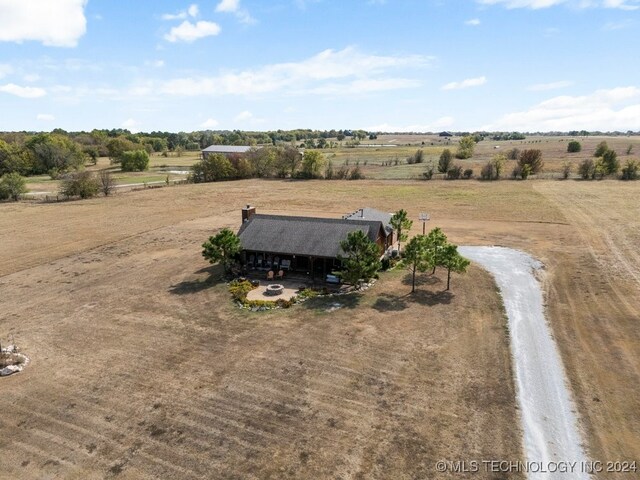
[1, 178, 639, 479]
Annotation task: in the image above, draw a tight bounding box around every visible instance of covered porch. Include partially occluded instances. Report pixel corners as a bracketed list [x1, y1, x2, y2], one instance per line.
[241, 250, 342, 284]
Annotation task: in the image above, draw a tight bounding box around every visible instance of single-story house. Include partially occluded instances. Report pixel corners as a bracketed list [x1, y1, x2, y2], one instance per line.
[237, 205, 395, 279]
[202, 145, 254, 159]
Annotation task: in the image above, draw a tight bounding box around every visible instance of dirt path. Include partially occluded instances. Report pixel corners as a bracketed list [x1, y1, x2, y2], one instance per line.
[460, 246, 588, 480]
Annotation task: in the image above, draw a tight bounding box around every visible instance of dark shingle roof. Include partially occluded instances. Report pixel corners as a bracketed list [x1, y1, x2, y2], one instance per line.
[344, 207, 393, 235]
[238, 214, 383, 258]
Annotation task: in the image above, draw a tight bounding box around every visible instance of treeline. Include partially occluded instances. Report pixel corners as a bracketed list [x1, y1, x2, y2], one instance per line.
[191, 147, 364, 183]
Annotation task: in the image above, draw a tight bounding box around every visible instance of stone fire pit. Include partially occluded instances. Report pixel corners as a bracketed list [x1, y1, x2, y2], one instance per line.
[265, 284, 284, 296]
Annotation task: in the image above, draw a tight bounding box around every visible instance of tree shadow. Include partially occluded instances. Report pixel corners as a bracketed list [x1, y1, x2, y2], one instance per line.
[409, 289, 454, 306]
[372, 293, 409, 312]
[302, 293, 363, 311]
[401, 272, 442, 288]
[169, 265, 225, 295]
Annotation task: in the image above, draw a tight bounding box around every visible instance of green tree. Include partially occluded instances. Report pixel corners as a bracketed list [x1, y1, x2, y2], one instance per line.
[594, 141, 609, 158]
[401, 235, 432, 293]
[438, 244, 470, 291]
[601, 149, 619, 175]
[59, 171, 100, 199]
[425, 227, 448, 274]
[25, 133, 85, 175]
[567, 140, 582, 153]
[455, 135, 475, 159]
[300, 150, 325, 178]
[0, 172, 28, 201]
[120, 150, 149, 172]
[0, 140, 31, 175]
[202, 228, 242, 274]
[106, 136, 137, 162]
[191, 153, 236, 183]
[337, 230, 381, 288]
[390, 209, 413, 252]
[438, 149, 453, 173]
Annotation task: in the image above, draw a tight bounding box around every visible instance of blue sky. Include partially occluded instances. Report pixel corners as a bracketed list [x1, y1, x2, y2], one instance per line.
[0, 0, 639, 132]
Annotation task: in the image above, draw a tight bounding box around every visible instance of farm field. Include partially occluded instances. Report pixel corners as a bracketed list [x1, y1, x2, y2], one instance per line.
[1, 179, 639, 478]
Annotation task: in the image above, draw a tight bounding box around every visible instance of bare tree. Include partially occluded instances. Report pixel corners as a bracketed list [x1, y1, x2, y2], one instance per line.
[99, 170, 116, 196]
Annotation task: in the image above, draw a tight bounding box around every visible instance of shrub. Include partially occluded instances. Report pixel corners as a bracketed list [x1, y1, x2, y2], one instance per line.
[561, 161, 572, 180]
[594, 141, 609, 157]
[578, 159, 595, 179]
[423, 161, 435, 180]
[455, 136, 475, 159]
[229, 280, 255, 302]
[120, 150, 149, 172]
[407, 149, 424, 164]
[334, 166, 350, 179]
[446, 165, 463, 179]
[601, 149, 619, 175]
[463, 169, 473, 179]
[59, 171, 100, 199]
[438, 149, 452, 173]
[349, 166, 364, 180]
[517, 149, 543, 174]
[567, 140, 582, 153]
[481, 162, 496, 180]
[0, 172, 28, 201]
[621, 160, 639, 180]
[520, 164, 532, 180]
[507, 148, 520, 160]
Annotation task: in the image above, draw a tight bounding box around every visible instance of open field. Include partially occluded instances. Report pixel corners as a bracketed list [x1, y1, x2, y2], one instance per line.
[0, 180, 524, 479]
[1, 179, 640, 478]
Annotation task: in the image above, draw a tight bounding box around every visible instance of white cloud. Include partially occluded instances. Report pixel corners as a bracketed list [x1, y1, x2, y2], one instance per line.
[122, 118, 140, 132]
[23, 73, 41, 82]
[0, 64, 13, 79]
[366, 116, 455, 132]
[0, 83, 46, 98]
[162, 3, 200, 20]
[216, 0, 240, 12]
[527, 80, 574, 91]
[477, 0, 639, 9]
[36, 113, 55, 121]
[483, 86, 640, 131]
[465, 18, 481, 25]
[215, 0, 255, 24]
[0, 0, 87, 47]
[145, 60, 165, 68]
[602, 19, 635, 30]
[201, 118, 219, 128]
[159, 47, 430, 96]
[164, 20, 221, 42]
[442, 76, 487, 90]
[188, 4, 200, 17]
[234, 110, 253, 122]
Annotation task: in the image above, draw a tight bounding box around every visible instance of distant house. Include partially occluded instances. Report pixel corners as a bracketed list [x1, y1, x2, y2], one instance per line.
[237, 205, 394, 279]
[439, 131, 453, 137]
[202, 145, 253, 159]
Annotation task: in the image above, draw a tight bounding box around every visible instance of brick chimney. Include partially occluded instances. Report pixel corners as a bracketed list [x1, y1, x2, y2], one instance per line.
[242, 204, 256, 223]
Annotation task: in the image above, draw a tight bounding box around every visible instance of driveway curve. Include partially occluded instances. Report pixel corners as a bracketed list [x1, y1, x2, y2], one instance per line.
[459, 246, 588, 480]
